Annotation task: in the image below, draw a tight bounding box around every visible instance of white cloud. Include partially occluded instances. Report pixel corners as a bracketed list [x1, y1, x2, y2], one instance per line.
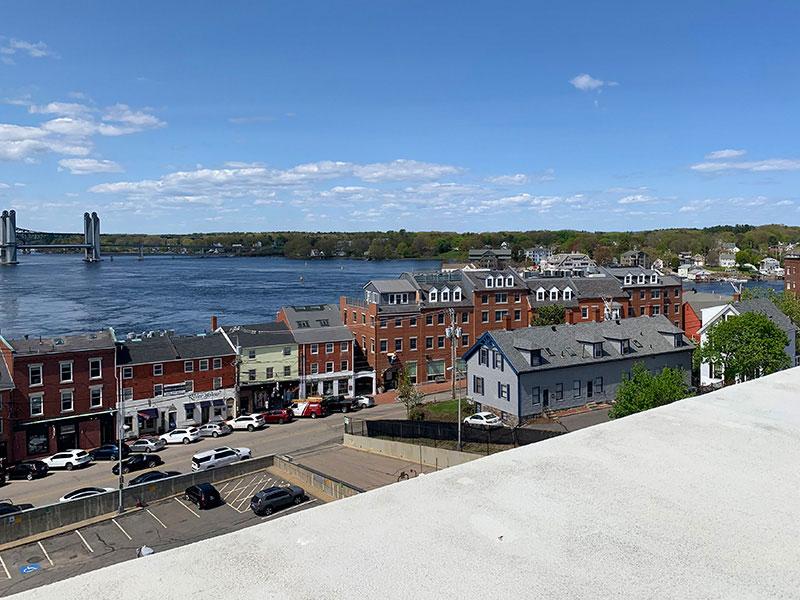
[29, 102, 93, 117]
[0, 38, 56, 64]
[0, 182, 9, 189]
[570, 73, 617, 91]
[618, 194, 655, 205]
[103, 104, 165, 129]
[229, 116, 276, 124]
[678, 199, 715, 213]
[705, 149, 746, 160]
[352, 159, 462, 182]
[58, 158, 123, 175]
[485, 173, 529, 185]
[691, 158, 800, 173]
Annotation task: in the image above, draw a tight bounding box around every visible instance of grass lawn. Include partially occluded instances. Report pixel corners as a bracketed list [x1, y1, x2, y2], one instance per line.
[423, 398, 474, 422]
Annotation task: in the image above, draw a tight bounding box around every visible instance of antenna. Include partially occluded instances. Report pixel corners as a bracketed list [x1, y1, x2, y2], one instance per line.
[729, 281, 743, 296]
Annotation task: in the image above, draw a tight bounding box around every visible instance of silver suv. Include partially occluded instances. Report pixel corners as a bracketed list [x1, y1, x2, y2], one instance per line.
[191, 446, 252, 471]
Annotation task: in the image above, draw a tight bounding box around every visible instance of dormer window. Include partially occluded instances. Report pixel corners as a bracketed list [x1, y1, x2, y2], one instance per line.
[530, 349, 542, 366]
[486, 276, 494, 288]
[429, 287, 438, 303]
[638, 274, 645, 284]
[620, 339, 630, 354]
[592, 342, 604, 358]
[536, 288, 545, 301]
[650, 274, 658, 284]
[505, 276, 513, 287]
[549, 287, 559, 301]
[563, 288, 573, 300]
[624, 274, 632, 285]
[453, 287, 462, 301]
[440, 287, 450, 302]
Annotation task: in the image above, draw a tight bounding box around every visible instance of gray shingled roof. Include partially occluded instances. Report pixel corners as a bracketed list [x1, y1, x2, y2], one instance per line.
[604, 266, 682, 288]
[9, 329, 116, 356]
[118, 332, 235, 365]
[734, 299, 795, 334]
[366, 279, 418, 294]
[524, 275, 625, 304]
[684, 292, 733, 314]
[462, 268, 525, 291]
[281, 304, 354, 344]
[221, 322, 295, 348]
[477, 315, 692, 374]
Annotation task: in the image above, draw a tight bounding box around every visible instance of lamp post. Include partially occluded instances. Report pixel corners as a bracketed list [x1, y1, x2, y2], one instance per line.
[116, 368, 129, 514]
[446, 309, 463, 451]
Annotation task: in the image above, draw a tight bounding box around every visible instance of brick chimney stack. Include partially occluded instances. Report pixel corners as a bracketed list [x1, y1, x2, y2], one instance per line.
[505, 314, 513, 331]
[211, 315, 218, 331]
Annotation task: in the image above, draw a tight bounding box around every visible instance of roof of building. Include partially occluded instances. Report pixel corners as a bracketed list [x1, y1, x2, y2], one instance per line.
[684, 292, 733, 314]
[621, 249, 648, 258]
[734, 298, 795, 334]
[471, 315, 692, 374]
[25, 368, 800, 600]
[220, 322, 295, 348]
[462, 268, 525, 291]
[604, 266, 682, 288]
[467, 247, 512, 259]
[117, 332, 236, 365]
[0, 353, 13, 391]
[366, 279, 418, 294]
[280, 304, 354, 344]
[524, 277, 579, 308]
[7, 329, 116, 356]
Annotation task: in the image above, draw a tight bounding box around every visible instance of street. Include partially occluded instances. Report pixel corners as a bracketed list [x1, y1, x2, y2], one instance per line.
[2, 404, 407, 509]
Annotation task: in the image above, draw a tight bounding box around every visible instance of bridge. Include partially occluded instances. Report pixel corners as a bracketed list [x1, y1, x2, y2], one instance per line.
[0, 210, 102, 265]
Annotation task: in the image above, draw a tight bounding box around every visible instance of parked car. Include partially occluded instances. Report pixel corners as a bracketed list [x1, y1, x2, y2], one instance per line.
[261, 409, 294, 424]
[463, 412, 503, 429]
[0, 501, 34, 515]
[89, 443, 131, 461]
[354, 395, 375, 408]
[290, 400, 326, 419]
[198, 423, 233, 438]
[129, 438, 167, 453]
[112, 453, 164, 475]
[249, 485, 306, 516]
[191, 446, 251, 471]
[6, 461, 48, 481]
[322, 395, 358, 414]
[58, 487, 114, 502]
[184, 482, 222, 509]
[227, 415, 265, 432]
[43, 449, 93, 471]
[160, 427, 201, 445]
[129, 470, 181, 486]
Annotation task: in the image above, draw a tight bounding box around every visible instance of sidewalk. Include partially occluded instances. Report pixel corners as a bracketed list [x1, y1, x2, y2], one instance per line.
[374, 380, 467, 405]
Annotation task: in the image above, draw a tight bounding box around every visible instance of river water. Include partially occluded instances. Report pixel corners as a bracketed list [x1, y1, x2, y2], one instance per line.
[0, 255, 440, 338]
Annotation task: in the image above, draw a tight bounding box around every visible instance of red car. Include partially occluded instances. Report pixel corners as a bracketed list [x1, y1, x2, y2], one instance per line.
[261, 408, 294, 424]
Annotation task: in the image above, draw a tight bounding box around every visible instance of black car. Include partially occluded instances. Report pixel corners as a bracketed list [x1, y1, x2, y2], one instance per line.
[321, 395, 358, 414]
[184, 483, 222, 510]
[128, 470, 181, 486]
[112, 454, 163, 475]
[0, 501, 34, 516]
[249, 485, 306, 516]
[89, 443, 131, 461]
[7, 461, 48, 481]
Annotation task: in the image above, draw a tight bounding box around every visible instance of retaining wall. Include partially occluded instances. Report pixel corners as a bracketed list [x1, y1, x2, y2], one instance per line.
[272, 455, 364, 500]
[343, 433, 479, 469]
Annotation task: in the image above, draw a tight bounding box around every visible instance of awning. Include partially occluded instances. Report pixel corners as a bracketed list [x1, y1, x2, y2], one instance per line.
[199, 400, 212, 408]
[137, 408, 159, 419]
[183, 402, 195, 409]
[213, 399, 226, 407]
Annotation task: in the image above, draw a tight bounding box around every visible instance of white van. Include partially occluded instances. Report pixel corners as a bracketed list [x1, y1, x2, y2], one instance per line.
[191, 446, 252, 471]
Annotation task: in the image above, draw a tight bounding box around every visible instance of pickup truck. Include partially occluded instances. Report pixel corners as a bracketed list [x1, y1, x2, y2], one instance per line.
[321, 395, 358, 414]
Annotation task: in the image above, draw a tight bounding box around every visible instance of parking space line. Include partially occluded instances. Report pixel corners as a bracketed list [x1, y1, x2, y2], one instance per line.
[230, 475, 259, 506]
[76, 530, 94, 553]
[222, 478, 248, 500]
[112, 518, 133, 541]
[235, 476, 267, 512]
[0, 555, 10, 579]
[174, 498, 201, 519]
[261, 499, 319, 520]
[146, 508, 167, 529]
[216, 481, 231, 493]
[37, 541, 54, 566]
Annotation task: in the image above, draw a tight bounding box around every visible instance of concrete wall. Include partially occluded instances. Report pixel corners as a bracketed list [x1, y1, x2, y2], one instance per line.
[0, 455, 276, 544]
[343, 433, 479, 470]
[272, 455, 364, 500]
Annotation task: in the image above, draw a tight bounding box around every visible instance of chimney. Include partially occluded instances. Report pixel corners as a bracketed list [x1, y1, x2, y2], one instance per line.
[504, 314, 513, 331]
[211, 315, 218, 331]
[732, 292, 741, 302]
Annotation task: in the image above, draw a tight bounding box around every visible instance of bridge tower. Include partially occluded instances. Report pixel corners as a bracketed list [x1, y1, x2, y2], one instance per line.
[83, 212, 101, 262]
[0, 210, 18, 265]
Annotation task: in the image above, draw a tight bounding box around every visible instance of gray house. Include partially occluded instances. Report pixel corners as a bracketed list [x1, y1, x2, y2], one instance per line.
[463, 315, 694, 425]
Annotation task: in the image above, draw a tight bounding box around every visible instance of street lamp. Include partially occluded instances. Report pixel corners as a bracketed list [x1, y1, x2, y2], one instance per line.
[446, 308, 463, 451]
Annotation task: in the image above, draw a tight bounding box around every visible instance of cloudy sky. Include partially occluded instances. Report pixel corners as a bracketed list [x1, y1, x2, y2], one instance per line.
[1, 1, 799, 233]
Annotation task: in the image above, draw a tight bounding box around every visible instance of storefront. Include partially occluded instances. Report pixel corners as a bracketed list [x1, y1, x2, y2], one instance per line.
[122, 388, 234, 438]
[13, 412, 115, 461]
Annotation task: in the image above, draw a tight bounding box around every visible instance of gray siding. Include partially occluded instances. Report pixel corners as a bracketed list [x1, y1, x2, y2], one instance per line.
[466, 346, 519, 419]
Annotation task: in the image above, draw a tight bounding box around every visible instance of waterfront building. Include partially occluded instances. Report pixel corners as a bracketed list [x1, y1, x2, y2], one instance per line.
[603, 266, 683, 328]
[524, 274, 629, 324]
[785, 254, 800, 294]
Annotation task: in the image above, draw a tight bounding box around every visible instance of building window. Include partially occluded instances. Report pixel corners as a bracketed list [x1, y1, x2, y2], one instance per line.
[213, 377, 223, 390]
[185, 381, 194, 393]
[297, 320, 310, 328]
[340, 341, 349, 352]
[90, 386, 103, 407]
[514, 292, 521, 303]
[321, 342, 331, 354]
[153, 384, 163, 397]
[185, 405, 195, 421]
[266, 367, 274, 379]
[495, 310, 508, 322]
[284, 365, 292, 377]
[462, 334, 470, 347]
[30, 393, 44, 416]
[379, 339, 388, 352]
[462, 312, 469, 324]
[438, 313, 445, 325]
[594, 377, 604, 394]
[409, 317, 417, 327]
[248, 369, 256, 381]
[122, 366, 133, 379]
[563, 289, 572, 300]
[505, 276, 513, 287]
[425, 336, 434, 349]
[495, 292, 508, 304]
[317, 319, 329, 327]
[573, 379, 581, 398]
[555, 383, 563, 401]
[674, 303, 680, 315]
[536, 289, 545, 301]
[409, 337, 418, 350]
[473, 376, 484, 395]
[406, 361, 417, 384]
[60, 361, 73, 383]
[651, 290, 661, 299]
[674, 288, 680, 297]
[429, 288, 438, 302]
[497, 382, 510, 400]
[478, 348, 489, 366]
[639, 290, 645, 300]
[493, 351, 504, 371]
[153, 363, 163, 376]
[486, 277, 494, 288]
[340, 360, 349, 371]
[184, 360, 194, 373]
[89, 358, 102, 379]
[310, 363, 319, 375]
[29, 364, 43, 387]
[122, 387, 133, 402]
[369, 338, 375, 353]
[311, 343, 319, 354]
[482, 294, 489, 304]
[514, 309, 522, 321]
[437, 336, 445, 349]
[532, 387, 540, 404]
[361, 314, 366, 324]
[426, 314, 434, 326]
[652, 305, 660, 315]
[639, 307, 645, 316]
[283, 346, 292, 356]
[213, 357, 223, 369]
[395, 338, 403, 352]
[26, 425, 48, 456]
[199, 359, 209, 371]
[581, 307, 588, 319]
[453, 288, 462, 301]
[247, 349, 256, 359]
[441, 288, 450, 302]
[482, 311, 489, 323]
[549, 289, 558, 301]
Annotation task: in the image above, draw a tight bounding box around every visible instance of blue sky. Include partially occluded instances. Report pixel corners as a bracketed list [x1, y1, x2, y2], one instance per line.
[1, 1, 799, 234]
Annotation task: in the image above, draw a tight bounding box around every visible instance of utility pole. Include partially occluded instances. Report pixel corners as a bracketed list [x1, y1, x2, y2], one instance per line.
[117, 367, 124, 514]
[233, 329, 241, 417]
[446, 308, 463, 451]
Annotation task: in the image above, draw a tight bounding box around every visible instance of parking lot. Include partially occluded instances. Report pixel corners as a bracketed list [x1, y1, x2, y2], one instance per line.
[0, 468, 318, 596]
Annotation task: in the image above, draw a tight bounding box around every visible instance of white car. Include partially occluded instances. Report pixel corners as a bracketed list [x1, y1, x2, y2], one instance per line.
[227, 415, 265, 432]
[129, 438, 167, 453]
[159, 427, 201, 445]
[191, 446, 252, 471]
[354, 395, 375, 408]
[463, 412, 504, 429]
[198, 423, 233, 438]
[59, 487, 115, 502]
[43, 449, 93, 471]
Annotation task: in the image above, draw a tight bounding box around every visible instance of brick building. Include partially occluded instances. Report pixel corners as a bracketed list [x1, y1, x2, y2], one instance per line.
[604, 267, 683, 328]
[277, 305, 358, 398]
[524, 275, 629, 324]
[2, 330, 118, 463]
[340, 268, 530, 390]
[0, 346, 14, 462]
[784, 255, 800, 295]
[116, 332, 236, 438]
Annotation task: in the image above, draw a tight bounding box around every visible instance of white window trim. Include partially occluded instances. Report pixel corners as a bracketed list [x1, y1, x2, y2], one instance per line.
[89, 358, 103, 380]
[30, 393, 44, 417]
[122, 366, 134, 379]
[59, 360, 74, 384]
[184, 360, 194, 373]
[89, 385, 103, 408]
[453, 287, 462, 301]
[199, 359, 209, 371]
[440, 287, 450, 302]
[536, 288, 545, 301]
[153, 363, 163, 377]
[28, 363, 43, 387]
[60, 389, 74, 413]
[429, 287, 438, 302]
[486, 277, 494, 288]
[505, 276, 513, 287]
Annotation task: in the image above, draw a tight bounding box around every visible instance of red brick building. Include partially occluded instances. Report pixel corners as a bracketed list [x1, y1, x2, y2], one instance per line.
[0, 345, 14, 462]
[2, 330, 118, 462]
[277, 304, 358, 398]
[605, 267, 683, 328]
[784, 255, 800, 295]
[525, 276, 630, 324]
[116, 332, 236, 437]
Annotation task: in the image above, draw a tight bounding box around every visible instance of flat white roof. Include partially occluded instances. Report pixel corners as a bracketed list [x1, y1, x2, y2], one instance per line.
[13, 368, 800, 599]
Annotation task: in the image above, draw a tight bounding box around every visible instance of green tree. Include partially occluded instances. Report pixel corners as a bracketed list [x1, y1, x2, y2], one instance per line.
[609, 363, 692, 419]
[735, 249, 761, 268]
[396, 366, 423, 418]
[532, 305, 566, 326]
[693, 312, 790, 385]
